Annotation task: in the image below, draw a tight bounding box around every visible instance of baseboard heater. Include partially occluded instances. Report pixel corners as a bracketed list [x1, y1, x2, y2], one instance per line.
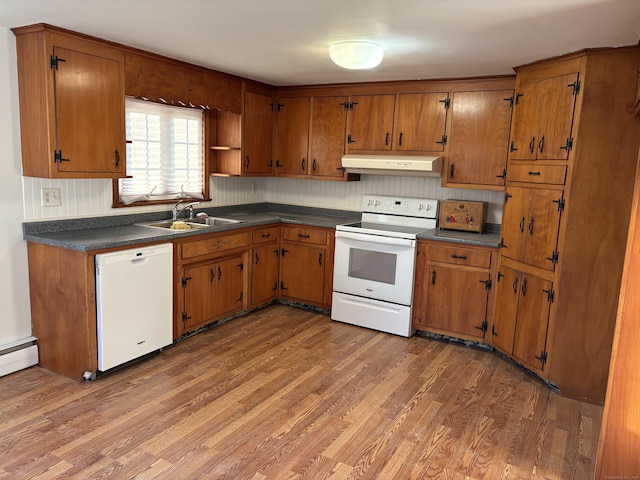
[0, 337, 38, 377]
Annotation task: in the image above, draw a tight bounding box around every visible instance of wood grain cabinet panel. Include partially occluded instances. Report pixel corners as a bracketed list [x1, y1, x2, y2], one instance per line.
[13, 25, 126, 178]
[276, 96, 310, 175]
[394, 92, 448, 152]
[509, 73, 579, 161]
[309, 96, 348, 178]
[413, 241, 497, 342]
[347, 94, 395, 151]
[251, 243, 280, 307]
[244, 90, 274, 175]
[500, 186, 563, 272]
[445, 90, 513, 186]
[280, 225, 333, 308]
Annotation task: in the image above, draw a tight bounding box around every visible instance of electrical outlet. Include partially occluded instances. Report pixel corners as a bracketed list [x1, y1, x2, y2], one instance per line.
[41, 188, 61, 207]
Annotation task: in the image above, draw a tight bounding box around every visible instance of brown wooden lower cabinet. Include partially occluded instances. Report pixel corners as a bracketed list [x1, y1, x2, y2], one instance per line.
[412, 241, 497, 342]
[279, 225, 334, 309]
[492, 262, 554, 375]
[250, 226, 280, 307]
[27, 242, 98, 380]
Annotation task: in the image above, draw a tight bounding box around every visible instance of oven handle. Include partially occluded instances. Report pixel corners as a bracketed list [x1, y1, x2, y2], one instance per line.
[335, 230, 416, 247]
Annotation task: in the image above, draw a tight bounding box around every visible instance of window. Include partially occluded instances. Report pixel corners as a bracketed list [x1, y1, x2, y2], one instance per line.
[117, 97, 205, 205]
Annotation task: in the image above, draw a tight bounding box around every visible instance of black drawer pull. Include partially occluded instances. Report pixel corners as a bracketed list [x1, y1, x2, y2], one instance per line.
[528, 171, 541, 176]
[298, 234, 310, 239]
[451, 254, 467, 260]
[262, 233, 271, 238]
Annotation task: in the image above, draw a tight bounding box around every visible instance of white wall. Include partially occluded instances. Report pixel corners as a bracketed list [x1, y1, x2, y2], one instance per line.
[23, 174, 503, 223]
[0, 27, 31, 347]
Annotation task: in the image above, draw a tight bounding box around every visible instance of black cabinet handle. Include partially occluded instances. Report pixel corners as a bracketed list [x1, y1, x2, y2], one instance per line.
[512, 277, 519, 294]
[218, 267, 222, 280]
[255, 252, 259, 265]
[262, 233, 271, 238]
[319, 253, 323, 265]
[431, 270, 436, 285]
[529, 137, 536, 154]
[538, 136, 545, 153]
[528, 217, 534, 235]
[114, 149, 120, 167]
[519, 217, 525, 233]
[312, 159, 317, 171]
[385, 132, 389, 146]
[451, 254, 467, 260]
[298, 233, 310, 239]
[210, 269, 214, 282]
[246, 155, 250, 169]
[528, 171, 541, 176]
[399, 132, 403, 146]
[301, 158, 306, 171]
[450, 164, 455, 178]
[521, 278, 528, 296]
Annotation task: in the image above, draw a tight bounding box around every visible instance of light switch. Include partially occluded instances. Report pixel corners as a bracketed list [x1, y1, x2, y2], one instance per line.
[42, 188, 61, 207]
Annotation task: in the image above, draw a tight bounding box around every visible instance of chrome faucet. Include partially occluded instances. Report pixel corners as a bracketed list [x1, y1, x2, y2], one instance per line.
[172, 200, 200, 220]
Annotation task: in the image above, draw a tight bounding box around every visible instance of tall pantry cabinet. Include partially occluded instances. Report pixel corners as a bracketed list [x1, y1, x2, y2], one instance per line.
[493, 47, 640, 403]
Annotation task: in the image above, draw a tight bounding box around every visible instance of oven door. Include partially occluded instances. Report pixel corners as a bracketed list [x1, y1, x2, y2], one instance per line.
[333, 230, 416, 305]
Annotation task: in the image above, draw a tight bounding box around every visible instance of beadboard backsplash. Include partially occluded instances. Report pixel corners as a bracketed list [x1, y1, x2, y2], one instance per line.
[22, 175, 504, 223]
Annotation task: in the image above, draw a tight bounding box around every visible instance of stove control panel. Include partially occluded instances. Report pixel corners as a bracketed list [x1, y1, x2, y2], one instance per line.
[362, 195, 439, 219]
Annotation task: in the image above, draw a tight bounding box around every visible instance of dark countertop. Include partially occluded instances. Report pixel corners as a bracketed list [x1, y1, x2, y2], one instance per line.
[23, 202, 501, 252]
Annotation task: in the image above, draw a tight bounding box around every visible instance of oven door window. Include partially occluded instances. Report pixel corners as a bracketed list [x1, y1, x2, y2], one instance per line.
[349, 248, 396, 285]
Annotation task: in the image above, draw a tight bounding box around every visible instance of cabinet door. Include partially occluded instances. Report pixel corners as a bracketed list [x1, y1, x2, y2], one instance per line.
[447, 90, 513, 185]
[276, 97, 310, 174]
[500, 187, 529, 262]
[492, 266, 520, 354]
[182, 263, 216, 331]
[54, 46, 125, 175]
[251, 243, 279, 306]
[509, 82, 539, 161]
[244, 91, 274, 174]
[395, 92, 448, 152]
[425, 265, 490, 339]
[309, 96, 347, 178]
[512, 274, 553, 372]
[215, 256, 244, 317]
[537, 73, 579, 160]
[523, 189, 563, 271]
[280, 243, 326, 304]
[347, 95, 395, 151]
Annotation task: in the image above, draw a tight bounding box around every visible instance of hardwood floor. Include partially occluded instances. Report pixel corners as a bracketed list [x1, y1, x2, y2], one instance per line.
[0, 305, 602, 479]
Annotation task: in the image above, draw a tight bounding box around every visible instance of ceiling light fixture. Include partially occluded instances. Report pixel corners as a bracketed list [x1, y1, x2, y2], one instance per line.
[329, 41, 384, 70]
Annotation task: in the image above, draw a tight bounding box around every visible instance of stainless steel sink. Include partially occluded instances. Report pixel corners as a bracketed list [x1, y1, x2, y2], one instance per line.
[137, 217, 244, 231]
[188, 217, 245, 226]
[137, 220, 209, 231]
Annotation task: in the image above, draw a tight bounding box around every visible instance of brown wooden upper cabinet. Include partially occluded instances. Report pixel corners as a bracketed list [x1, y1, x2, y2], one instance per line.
[509, 73, 579, 161]
[13, 25, 126, 178]
[275, 95, 355, 180]
[445, 90, 514, 187]
[275, 96, 311, 174]
[346, 93, 448, 153]
[243, 90, 275, 175]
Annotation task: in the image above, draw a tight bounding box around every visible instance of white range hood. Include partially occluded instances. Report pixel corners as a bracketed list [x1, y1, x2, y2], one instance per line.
[341, 154, 443, 177]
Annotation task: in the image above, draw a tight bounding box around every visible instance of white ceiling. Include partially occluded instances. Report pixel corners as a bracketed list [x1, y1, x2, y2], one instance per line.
[1, 0, 639, 86]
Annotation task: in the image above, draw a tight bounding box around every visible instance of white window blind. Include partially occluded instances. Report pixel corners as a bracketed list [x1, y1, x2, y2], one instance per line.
[120, 97, 204, 204]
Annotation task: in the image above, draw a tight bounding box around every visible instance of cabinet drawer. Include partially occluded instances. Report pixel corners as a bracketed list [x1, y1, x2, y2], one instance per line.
[252, 226, 280, 244]
[428, 245, 492, 268]
[181, 231, 251, 260]
[282, 226, 328, 245]
[508, 165, 567, 185]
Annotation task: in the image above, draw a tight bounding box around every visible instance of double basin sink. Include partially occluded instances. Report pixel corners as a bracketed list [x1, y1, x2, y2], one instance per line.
[138, 216, 245, 232]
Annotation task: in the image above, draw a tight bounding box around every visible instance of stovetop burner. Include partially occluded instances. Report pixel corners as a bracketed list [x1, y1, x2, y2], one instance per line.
[336, 195, 439, 239]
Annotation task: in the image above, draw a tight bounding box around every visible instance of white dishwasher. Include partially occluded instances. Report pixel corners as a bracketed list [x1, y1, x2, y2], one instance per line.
[95, 243, 173, 371]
